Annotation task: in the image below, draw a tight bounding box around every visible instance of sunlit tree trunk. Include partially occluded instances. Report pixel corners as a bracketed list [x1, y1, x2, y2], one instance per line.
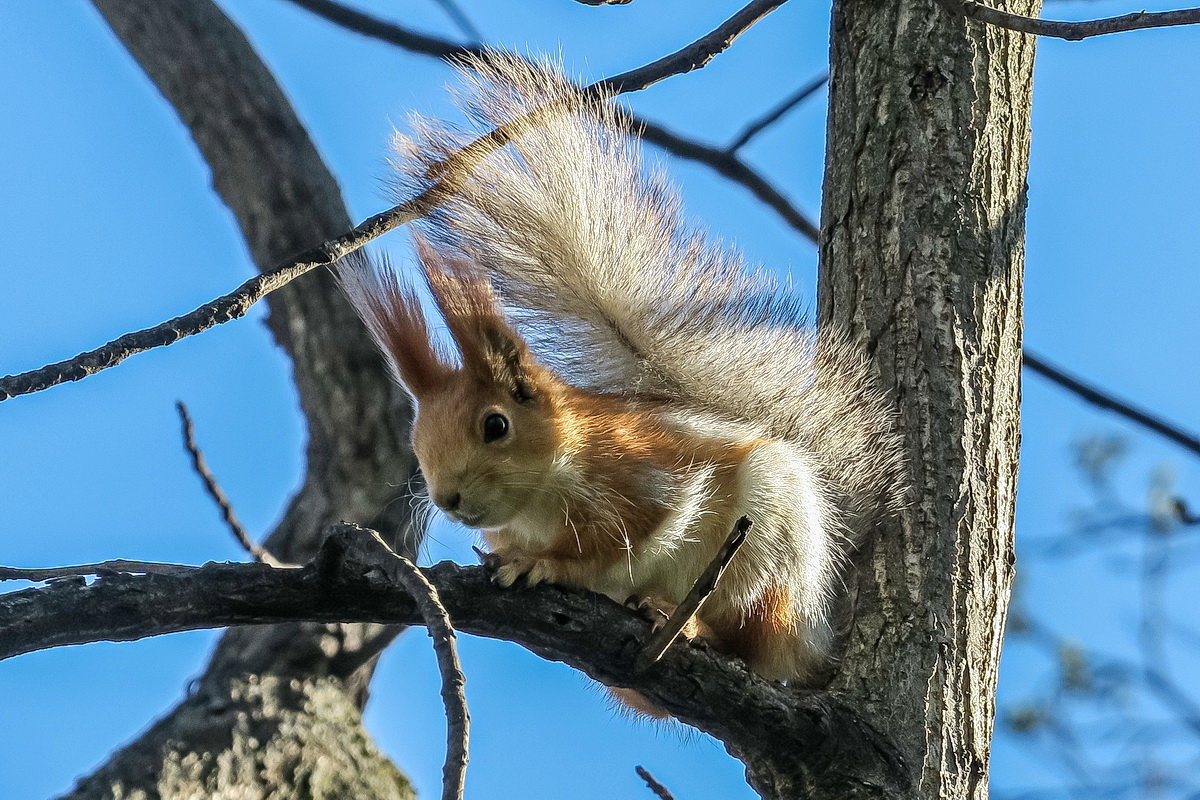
[818, 0, 1038, 797]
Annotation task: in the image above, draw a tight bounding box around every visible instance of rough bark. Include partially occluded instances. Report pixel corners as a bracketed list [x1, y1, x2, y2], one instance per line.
[818, 0, 1036, 798]
[1, 525, 910, 798]
[64, 1, 420, 798]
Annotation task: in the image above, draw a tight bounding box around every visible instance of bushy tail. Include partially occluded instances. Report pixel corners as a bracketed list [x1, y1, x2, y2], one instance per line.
[397, 53, 906, 529]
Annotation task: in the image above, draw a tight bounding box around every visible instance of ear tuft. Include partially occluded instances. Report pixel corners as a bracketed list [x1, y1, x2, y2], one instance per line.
[336, 251, 449, 400]
[414, 235, 544, 398]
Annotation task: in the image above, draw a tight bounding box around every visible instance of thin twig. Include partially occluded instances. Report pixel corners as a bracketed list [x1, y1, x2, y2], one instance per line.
[593, 0, 790, 95]
[936, 0, 1200, 40]
[1023, 351, 1200, 458]
[637, 119, 818, 241]
[284, 0, 817, 240]
[635, 516, 751, 672]
[285, 0, 480, 59]
[176, 401, 281, 566]
[359, 528, 469, 800]
[429, 0, 484, 45]
[0, 200, 423, 402]
[635, 765, 679, 800]
[726, 72, 828, 153]
[1, 0, 797, 404]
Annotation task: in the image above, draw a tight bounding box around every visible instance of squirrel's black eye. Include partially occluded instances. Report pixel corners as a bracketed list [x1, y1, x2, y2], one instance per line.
[482, 413, 509, 443]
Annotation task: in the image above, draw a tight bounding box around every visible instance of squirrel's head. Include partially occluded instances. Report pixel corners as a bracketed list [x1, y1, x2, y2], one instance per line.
[342, 237, 564, 530]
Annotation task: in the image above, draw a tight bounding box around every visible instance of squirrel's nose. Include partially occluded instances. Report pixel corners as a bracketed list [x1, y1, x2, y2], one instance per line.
[435, 492, 461, 512]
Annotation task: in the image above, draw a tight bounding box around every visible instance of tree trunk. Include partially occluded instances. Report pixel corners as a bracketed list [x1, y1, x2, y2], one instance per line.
[818, 0, 1037, 798]
[63, 1, 419, 797]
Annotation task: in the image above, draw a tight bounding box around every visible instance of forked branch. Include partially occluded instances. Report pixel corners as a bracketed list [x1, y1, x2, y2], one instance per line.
[0, 0, 797, 403]
[937, 0, 1200, 40]
[321, 527, 469, 800]
[0, 523, 909, 799]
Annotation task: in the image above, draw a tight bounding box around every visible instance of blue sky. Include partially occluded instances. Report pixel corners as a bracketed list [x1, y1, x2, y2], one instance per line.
[1, 1, 1198, 798]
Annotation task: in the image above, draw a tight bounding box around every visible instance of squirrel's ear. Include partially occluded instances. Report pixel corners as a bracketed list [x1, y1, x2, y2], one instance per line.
[337, 252, 448, 401]
[415, 235, 542, 401]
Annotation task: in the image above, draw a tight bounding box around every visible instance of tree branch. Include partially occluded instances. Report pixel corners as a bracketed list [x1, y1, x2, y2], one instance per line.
[1023, 351, 1200, 458]
[0, 201, 419, 402]
[176, 401, 284, 566]
[635, 766, 679, 800]
[636, 517, 749, 671]
[726, 73, 828, 153]
[284, 0, 481, 59]
[1, 0, 802, 404]
[592, 0, 791, 94]
[0, 523, 909, 800]
[636, 119, 819, 241]
[936, 0, 1200, 40]
[283, 0, 817, 240]
[339, 530, 469, 800]
[429, 0, 484, 45]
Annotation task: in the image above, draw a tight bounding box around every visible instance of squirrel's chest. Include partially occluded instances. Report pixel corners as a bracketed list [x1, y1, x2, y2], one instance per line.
[490, 413, 810, 601]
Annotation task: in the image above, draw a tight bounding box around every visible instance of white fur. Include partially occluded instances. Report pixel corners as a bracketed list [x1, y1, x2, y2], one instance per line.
[389, 55, 907, 683]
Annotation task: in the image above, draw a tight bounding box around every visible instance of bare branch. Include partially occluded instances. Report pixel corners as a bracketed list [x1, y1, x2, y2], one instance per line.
[936, 0, 1200, 40]
[284, 0, 818, 240]
[635, 766, 678, 800]
[1023, 351, 1200, 458]
[0, 200, 422, 402]
[636, 517, 750, 671]
[1, 0, 801, 404]
[0, 523, 910, 799]
[349, 529, 469, 800]
[593, 0, 791, 94]
[429, 0, 484, 45]
[727, 73, 828, 153]
[287, 0, 789, 95]
[176, 401, 283, 566]
[0, 560, 204, 581]
[285, 0, 480, 59]
[636, 119, 819, 241]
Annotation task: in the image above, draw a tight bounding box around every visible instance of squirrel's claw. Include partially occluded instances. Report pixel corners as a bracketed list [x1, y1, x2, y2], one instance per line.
[625, 595, 673, 630]
[473, 546, 505, 572]
[489, 554, 558, 588]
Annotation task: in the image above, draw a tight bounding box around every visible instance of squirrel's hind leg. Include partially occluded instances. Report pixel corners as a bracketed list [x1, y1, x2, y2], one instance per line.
[607, 595, 722, 720]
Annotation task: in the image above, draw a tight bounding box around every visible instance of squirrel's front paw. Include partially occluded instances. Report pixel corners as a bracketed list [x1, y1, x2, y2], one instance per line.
[490, 553, 558, 588]
[625, 595, 705, 641]
[625, 595, 674, 629]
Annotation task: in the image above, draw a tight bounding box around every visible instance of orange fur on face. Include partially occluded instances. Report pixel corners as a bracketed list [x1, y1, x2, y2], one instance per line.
[477, 391, 682, 583]
[412, 372, 564, 531]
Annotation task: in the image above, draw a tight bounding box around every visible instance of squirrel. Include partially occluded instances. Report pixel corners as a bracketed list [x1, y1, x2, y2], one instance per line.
[340, 54, 906, 708]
